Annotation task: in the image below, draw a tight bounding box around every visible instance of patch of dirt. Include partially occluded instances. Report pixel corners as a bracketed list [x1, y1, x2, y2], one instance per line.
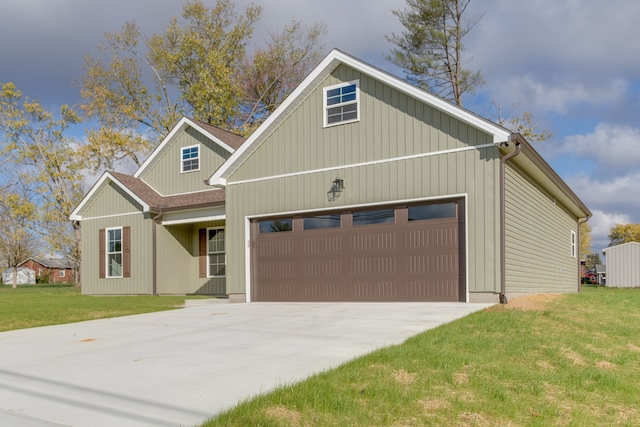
[536, 360, 556, 370]
[453, 365, 470, 385]
[419, 398, 451, 413]
[504, 293, 564, 311]
[264, 405, 301, 426]
[393, 368, 416, 385]
[595, 360, 616, 370]
[561, 348, 587, 366]
[626, 343, 640, 352]
[456, 411, 492, 427]
[79, 338, 96, 343]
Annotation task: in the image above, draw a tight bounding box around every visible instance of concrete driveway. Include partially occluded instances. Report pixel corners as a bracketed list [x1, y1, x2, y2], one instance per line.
[0, 301, 493, 426]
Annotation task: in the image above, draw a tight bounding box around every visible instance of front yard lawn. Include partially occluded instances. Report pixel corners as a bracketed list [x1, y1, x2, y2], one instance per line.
[204, 287, 640, 426]
[0, 284, 195, 332]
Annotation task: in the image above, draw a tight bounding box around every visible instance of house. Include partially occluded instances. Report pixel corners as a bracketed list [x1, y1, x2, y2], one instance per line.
[18, 257, 75, 283]
[602, 242, 640, 287]
[70, 117, 245, 295]
[70, 49, 591, 303]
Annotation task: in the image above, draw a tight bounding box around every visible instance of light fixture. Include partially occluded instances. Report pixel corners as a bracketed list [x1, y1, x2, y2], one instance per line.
[327, 178, 344, 201]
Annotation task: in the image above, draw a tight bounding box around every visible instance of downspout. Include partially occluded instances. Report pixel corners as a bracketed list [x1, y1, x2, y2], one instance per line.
[499, 136, 522, 304]
[152, 211, 164, 296]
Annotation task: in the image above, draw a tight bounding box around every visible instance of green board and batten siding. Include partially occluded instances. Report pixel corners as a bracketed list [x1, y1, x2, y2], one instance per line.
[156, 220, 226, 295]
[225, 65, 502, 297]
[79, 182, 152, 295]
[140, 127, 232, 196]
[505, 163, 579, 292]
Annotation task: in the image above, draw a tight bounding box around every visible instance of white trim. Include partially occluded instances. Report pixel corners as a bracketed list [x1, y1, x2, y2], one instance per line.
[243, 194, 469, 302]
[571, 230, 577, 258]
[206, 226, 226, 278]
[464, 193, 469, 303]
[323, 80, 360, 127]
[162, 214, 225, 226]
[244, 217, 251, 302]
[134, 117, 235, 178]
[79, 211, 142, 221]
[208, 49, 511, 187]
[105, 226, 124, 279]
[69, 172, 149, 221]
[228, 143, 495, 186]
[180, 144, 201, 173]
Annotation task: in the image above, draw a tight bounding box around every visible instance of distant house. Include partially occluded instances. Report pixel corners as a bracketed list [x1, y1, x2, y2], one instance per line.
[2, 267, 35, 285]
[18, 257, 75, 283]
[603, 242, 640, 287]
[70, 49, 591, 303]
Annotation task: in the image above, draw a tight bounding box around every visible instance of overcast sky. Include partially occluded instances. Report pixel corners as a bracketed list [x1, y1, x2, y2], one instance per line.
[1, 0, 639, 252]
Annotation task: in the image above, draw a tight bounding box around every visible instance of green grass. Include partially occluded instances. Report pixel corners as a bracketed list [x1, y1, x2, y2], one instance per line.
[204, 287, 640, 426]
[0, 284, 196, 332]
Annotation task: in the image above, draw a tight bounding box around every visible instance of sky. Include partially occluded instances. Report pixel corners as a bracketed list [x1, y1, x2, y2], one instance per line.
[1, 0, 639, 253]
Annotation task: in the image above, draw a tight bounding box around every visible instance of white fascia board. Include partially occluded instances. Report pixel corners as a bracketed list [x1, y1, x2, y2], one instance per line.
[134, 117, 235, 179]
[69, 172, 149, 221]
[208, 49, 511, 187]
[333, 51, 512, 144]
[186, 119, 236, 154]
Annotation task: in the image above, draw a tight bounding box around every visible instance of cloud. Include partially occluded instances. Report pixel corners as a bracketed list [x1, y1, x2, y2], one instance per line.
[588, 210, 632, 253]
[561, 123, 640, 177]
[567, 172, 640, 215]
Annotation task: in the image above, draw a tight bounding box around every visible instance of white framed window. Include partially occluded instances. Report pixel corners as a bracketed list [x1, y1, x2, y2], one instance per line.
[571, 230, 577, 258]
[324, 80, 359, 127]
[207, 227, 225, 277]
[181, 144, 200, 173]
[59, 269, 65, 278]
[106, 227, 123, 278]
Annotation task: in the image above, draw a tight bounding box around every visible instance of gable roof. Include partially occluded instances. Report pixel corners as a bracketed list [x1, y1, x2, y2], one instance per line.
[207, 49, 513, 187]
[71, 117, 242, 221]
[134, 116, 246, 178]
[20, 257, 74, 269]
[603, 241, 640, 253]
[69, 171, 225, 221]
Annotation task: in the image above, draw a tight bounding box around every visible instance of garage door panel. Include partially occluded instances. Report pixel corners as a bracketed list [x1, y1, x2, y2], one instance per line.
[251, 201, 465, 302]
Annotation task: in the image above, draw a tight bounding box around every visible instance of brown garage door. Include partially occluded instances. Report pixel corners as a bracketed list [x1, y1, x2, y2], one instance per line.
[250, 200, 465, 302]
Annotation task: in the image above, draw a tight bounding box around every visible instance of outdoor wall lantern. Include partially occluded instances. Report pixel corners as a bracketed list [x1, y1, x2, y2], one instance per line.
[327, 178, 344, 201]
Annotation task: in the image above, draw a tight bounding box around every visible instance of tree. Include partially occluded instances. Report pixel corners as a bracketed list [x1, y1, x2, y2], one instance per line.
[584, 252, 602, 272]
[0, 83, 84, 278]
[608, 223, 640, 246]
[237, 20, 327, 133]
[492, 102, 552, 143]
[0, 192, 38, 288]
[80, 0, 325, 171]
[580, 221, 593, 258]
[386, 0, 484, 106]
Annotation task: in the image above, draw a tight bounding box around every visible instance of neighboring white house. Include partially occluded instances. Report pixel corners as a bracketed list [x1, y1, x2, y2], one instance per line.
[2, 267, 36, 285]
[602, 242, 640, 287]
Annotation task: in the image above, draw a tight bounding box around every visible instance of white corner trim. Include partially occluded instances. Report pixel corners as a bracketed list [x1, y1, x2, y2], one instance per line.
[244, 217, 252, 302]
[227, 143, 495, 187]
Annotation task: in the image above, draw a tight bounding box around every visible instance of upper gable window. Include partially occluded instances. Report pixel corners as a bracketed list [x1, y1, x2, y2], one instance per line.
[324, 81, 359, 127]
[181, 144, 200, 173]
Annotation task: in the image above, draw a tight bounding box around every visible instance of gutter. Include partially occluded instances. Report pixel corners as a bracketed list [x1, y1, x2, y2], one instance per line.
[152, 211, 164, 296]
[499, 134, 523, 304]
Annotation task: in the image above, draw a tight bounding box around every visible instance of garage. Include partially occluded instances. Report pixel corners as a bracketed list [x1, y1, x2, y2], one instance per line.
[250, 199, 466, 302]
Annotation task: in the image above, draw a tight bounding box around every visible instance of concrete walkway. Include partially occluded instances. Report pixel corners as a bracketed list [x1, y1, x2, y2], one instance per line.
[0, 301, 493, 426]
